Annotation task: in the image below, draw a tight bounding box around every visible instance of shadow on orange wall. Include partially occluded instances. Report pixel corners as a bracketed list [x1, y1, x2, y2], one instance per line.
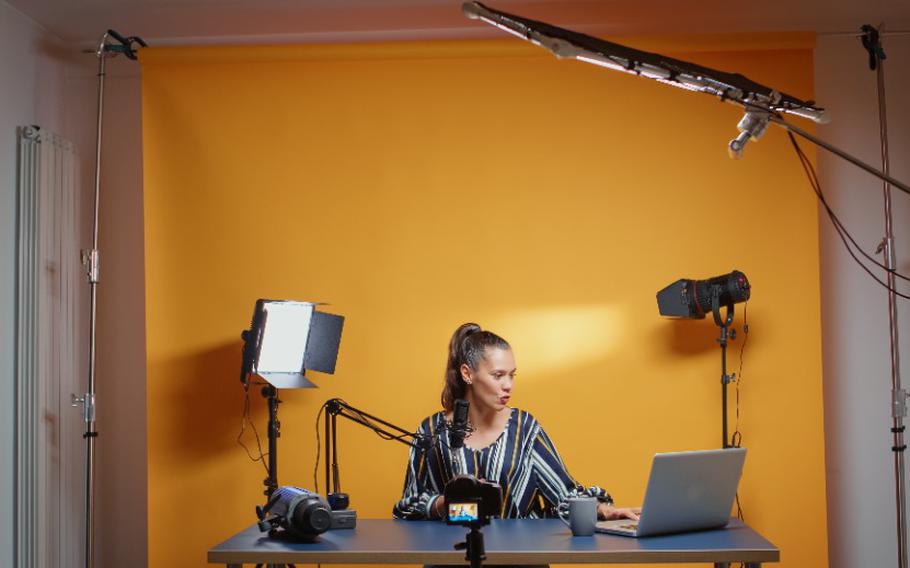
[655, 310, 766, 358]
[151, 341, 266, 462]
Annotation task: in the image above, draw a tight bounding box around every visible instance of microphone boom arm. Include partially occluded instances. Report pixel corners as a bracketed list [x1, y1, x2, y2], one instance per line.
[324, 398, 431, 497]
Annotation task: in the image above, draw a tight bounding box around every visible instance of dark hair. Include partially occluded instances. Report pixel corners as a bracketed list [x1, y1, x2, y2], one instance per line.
[441, 323, 511, 412]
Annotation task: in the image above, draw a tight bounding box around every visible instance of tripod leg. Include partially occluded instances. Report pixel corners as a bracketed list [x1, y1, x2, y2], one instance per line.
[467, 527, 485, 568]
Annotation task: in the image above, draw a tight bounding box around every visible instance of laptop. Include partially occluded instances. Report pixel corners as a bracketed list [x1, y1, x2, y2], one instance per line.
[596, 447, 746, 538]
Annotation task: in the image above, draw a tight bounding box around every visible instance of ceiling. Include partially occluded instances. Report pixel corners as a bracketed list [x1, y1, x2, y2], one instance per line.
[9, 0, 910, 47]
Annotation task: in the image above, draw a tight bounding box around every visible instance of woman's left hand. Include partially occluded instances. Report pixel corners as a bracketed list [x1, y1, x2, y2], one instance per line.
[597, 503, 641, 521]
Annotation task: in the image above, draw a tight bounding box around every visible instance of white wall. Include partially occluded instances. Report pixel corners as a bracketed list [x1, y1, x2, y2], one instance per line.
[1, 2, 147, 566]
[816, 33, 910, 568]
[0, 2, 72, 565]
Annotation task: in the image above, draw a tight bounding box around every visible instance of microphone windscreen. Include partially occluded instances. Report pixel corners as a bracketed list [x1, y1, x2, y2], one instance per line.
[451, 399, 470, 449]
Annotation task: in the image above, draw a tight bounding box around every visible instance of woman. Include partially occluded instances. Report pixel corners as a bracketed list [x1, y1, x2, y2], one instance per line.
[393, 323, 640, 522]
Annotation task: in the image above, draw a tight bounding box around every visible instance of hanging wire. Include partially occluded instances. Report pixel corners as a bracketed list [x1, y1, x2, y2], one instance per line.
[788, 133, 910, 299]
[237, 380, 269, 476]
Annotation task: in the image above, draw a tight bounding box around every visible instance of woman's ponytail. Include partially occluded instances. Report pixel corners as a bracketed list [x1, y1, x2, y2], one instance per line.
[440, 323, 510, 412]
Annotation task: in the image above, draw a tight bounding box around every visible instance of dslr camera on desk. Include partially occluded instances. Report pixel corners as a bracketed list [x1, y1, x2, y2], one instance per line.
[257, 486, 357, 539]
[445, 475, 502, 527]
[445, 476, 503, 568]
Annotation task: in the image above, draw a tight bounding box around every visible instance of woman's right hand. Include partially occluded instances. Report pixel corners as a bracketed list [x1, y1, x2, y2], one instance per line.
[598, 503, 641, 521]
[432, 495, 447, 519]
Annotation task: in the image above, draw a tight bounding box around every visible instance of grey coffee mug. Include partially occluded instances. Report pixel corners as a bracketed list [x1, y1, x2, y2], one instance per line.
[560, 496, 597, 536]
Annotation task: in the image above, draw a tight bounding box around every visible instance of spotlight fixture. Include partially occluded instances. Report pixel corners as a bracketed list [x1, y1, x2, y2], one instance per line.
[241, 299, 344, 389]
[656, 271, 750, 448]
[656, 271, 750, 322]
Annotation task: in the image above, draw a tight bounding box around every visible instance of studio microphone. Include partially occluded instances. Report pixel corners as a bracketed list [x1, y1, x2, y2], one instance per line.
[450, 399, 470, 450]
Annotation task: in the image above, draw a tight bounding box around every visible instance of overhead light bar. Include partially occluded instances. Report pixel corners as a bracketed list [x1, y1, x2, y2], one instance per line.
[462, 1, 828, 158]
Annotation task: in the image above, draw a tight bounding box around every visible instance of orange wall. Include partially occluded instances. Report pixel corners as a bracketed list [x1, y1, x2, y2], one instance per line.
[141, 37, 826, 568]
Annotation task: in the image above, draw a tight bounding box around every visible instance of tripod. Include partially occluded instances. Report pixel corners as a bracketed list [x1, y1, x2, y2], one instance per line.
[455, 524, 487, 568]
[255, 386, 299, 568]
[240, 336, 294, 568]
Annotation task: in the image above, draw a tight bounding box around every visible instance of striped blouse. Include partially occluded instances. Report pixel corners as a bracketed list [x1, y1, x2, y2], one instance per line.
[392, 408, 610, 519]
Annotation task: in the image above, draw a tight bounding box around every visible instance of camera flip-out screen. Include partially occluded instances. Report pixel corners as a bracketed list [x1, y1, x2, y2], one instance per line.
[448, 502, 480, 524]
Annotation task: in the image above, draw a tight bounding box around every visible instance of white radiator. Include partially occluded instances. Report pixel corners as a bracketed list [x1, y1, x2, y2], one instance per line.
[16, 126, 84, 568]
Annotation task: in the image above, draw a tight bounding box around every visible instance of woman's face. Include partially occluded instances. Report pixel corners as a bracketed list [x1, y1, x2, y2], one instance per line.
[461, 347, 516, 412]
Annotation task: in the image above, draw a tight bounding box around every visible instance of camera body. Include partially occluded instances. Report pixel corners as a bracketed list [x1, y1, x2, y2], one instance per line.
[444, 475, 503, 527]
[258, 486, 356, 539]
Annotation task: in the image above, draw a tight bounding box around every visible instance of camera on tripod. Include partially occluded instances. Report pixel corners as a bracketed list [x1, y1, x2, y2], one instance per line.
[444, 476, 502, 527]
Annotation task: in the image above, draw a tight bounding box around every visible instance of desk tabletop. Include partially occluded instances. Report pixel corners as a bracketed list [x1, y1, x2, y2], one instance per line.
[208, 518, 779, 565]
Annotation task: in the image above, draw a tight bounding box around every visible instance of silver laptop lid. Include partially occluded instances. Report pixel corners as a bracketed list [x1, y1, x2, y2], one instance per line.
[636, 448, 746, 537]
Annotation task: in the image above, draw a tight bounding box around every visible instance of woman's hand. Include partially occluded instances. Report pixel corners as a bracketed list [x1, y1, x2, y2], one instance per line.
[432, 495, 447, 519]
[597, 503, 641, 521]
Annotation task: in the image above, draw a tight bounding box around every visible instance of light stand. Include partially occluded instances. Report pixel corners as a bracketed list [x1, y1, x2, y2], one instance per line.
[710, 294, 737, 449]
[72, 29, 145, 568]
[240, 301, 343, 568]
[859, 25, 907, 568]
[264, 384, 281, 498]
[657, 271, 750, 448]
[240, 300, 344, 500]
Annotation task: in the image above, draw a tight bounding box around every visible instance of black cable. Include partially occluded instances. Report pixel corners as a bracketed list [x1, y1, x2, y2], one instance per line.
[788, 132, 910, 299]
[790, 133, 910, 286]
[314, 402, 336, 568]
[729, 302, 747, 530]
[793, 136, 910, 283]
[237, 380, 269, 476]
[730, 301, 747, 450]
[314, 403, 326, 494]
[790, 132, 897, 277]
